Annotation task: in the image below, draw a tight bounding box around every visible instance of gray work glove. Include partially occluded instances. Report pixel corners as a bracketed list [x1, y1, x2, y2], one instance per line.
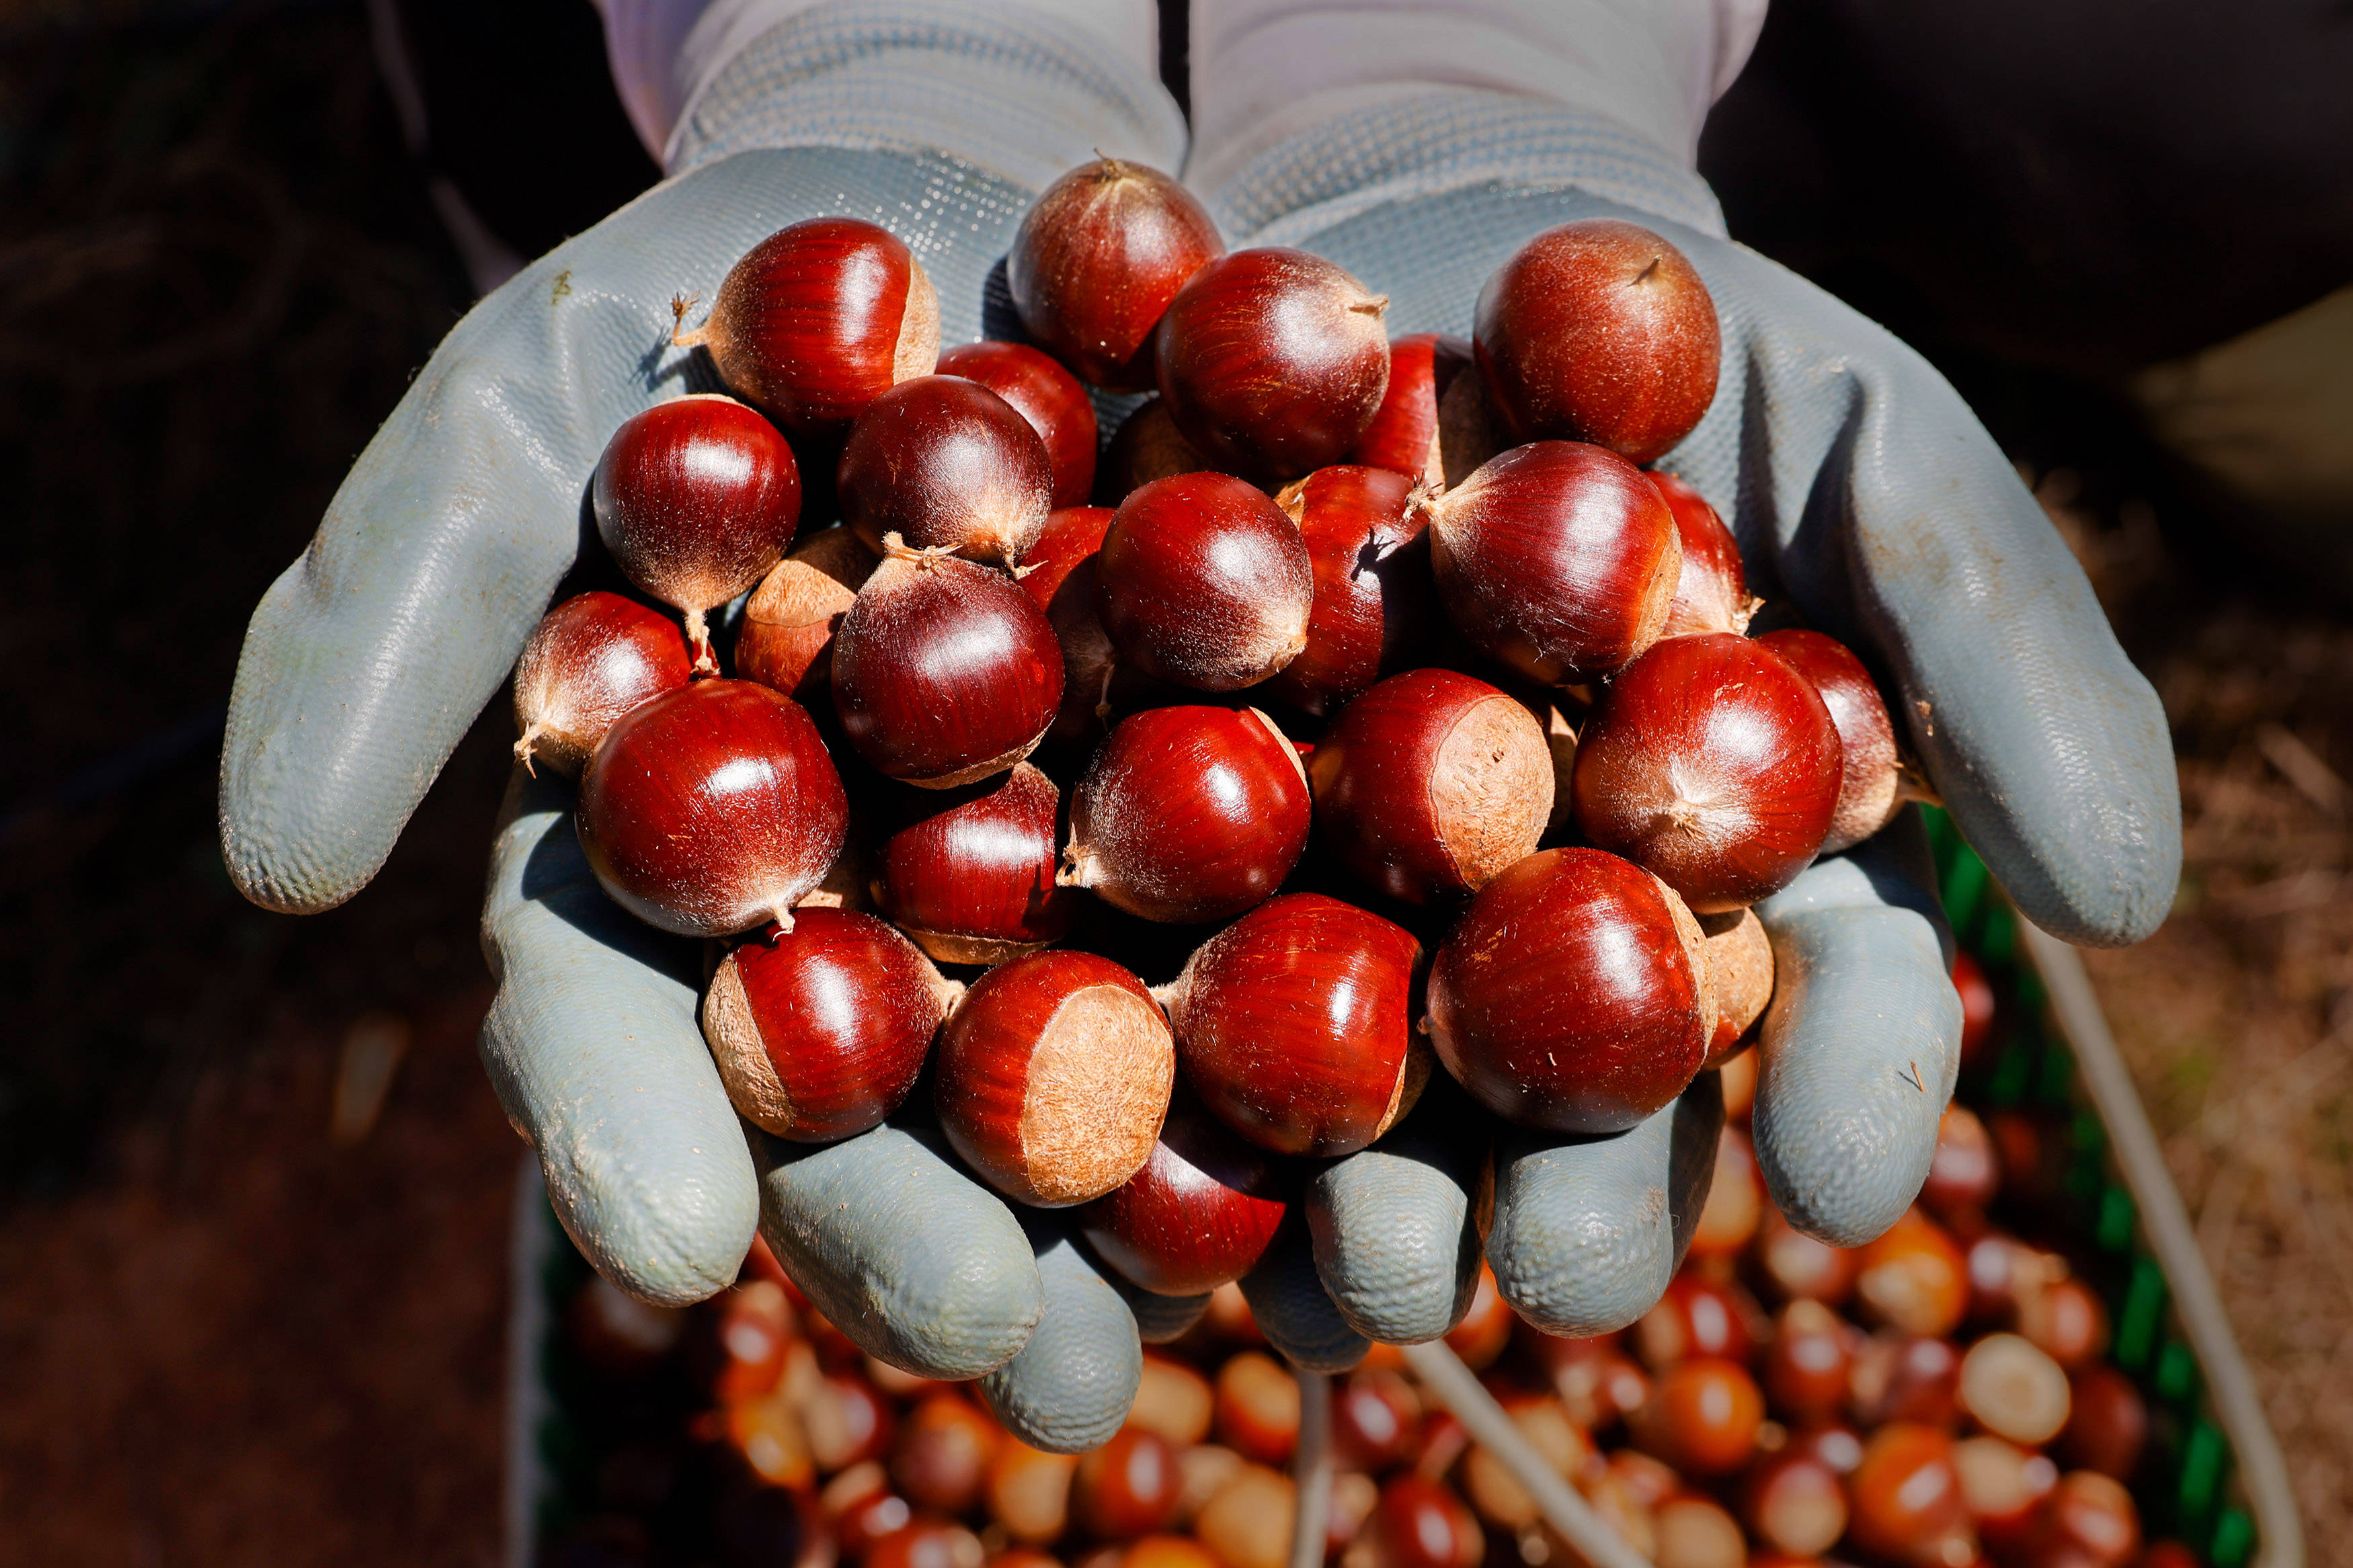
[1191, 90, 2179, 1339]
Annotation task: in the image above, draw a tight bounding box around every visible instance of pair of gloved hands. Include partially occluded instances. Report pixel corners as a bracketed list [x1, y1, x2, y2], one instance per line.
[218, 1, 2178, 1454]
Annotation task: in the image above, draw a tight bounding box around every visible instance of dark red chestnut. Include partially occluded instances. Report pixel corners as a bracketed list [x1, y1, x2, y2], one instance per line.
[1921, 1104, 2000, 1225]
[1161, 893, 1424, 1157]
[1263, 467, 1438, 716]
[1954, 950, 1999, 1069]
[577, 679, 848, 937]
[869, 1518, 987, 1568]
[1570, 632, 1844, 913]
[1845, 1423, 1974, 1567]
[1854, 1209, 1970, 1339]
[1648, 470, 1757, 636]
[1331, 1370, 1422, 1472]
[1443, 1264, 1515, 1370]
[1078, 1090, 1287, 1296]
[934, 950, 1174, 1206]
[1525, 1333, 1649, 1433]
[1155, 247, 1390, 480]
[1018, 505, 1119, 743]
[1128, 1354, 1215, 1447]
[893, 1392, 1002, 1514]
[832, 542, 1064, 788]
[1633, 1274, 1758, 1368]
[1698, 908, 1773, 1066]
[1100, 397, 1212, 500]
[1685, 1122, 1764, 1261]
[1072, 1428, 1182, 1538]
[984, 1445, 1078, 1543]
[938, 341, 1099, 510]
[513, 591, 694, 777]
[1954, 1434, 2059, 1554]
[1096, 472, 1313, 690]
[2016, 1274, 2110, 1370]
[1761, 1298, 1855, 1426]
[1212, 1350, 1300, 1464]
[735, 526, 876, 698]
[1741, 1449, 1848, 1559]
[1425, 848, 1712, 1134]
[2057, 1366, 2147, 1481]
[838, 374, 1054, 565]
[1359, 1475, 1482, 1568]
[1423, 441, 1682, 684]
[1756, 627, 1923, 855]
[1472, 218, 1720, 464]
[592, 394, 801, 663]
[1849, 1330, 1963, 1428]
[1630, 1356, 1764, 1477]
[1751, 1206, 1861, 1306]
[873, 761, 1072, 966]
[674, 216, 938, 438]
[806, 1370, 900, 1470]
[1063, 706, 1309, 925]
[1346, 333, 1472, 485]
[703, 908, 957, 1141]
[1308, 667, 1552, 904]
[1009, 157, 1224, 392]
[2019, 1471, 2141, 1568]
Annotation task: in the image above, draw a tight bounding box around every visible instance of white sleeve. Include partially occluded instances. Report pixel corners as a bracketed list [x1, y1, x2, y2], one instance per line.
[593, 0, 1165, 167]
[1185, 0, 1767, 197]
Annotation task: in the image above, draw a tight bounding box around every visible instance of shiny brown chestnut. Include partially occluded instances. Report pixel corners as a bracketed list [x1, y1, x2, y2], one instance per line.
[1009, 157, 1224, 391]
[592, 394, 801, 663]
[1757, 626, 1923, 854]
[1632, 1273, 1758, 1368]
[831, 541, 1064, 788]
[1160, 893, 1424, 1157]
[1097, 472, 1313, 690]
[1425, 848, 1713, 1134]
[1698, 907, 1774, 1065]
[1155, 247, 1391, 481]
[893, 1392, 1002, 1515]
[1751, 1206, 1862, 1306]
[513, 591, 694, 777]
[1849, 1331, 1964, 1430]
[1355, 1475, 1483, 1568]
[873, 762, 1072, 966]
[1423, 440, 1682, 685]
[1958, 1331, 2071, 1446]
[1063, 706, 1310, 925]
[734, 526, 876, 698]
[1845, 1423, 1974, 1567]
[1473, 218, 1720, 464]
[938, 341, 1099, 510]
[2019, 1471, 2141, 1568]
[1128, 1354, 1215, 1447]
[1308, 667, 1552, 905]
[1330, 1370, 1422, 1473]
[1685, 1122, 1763, 1262]
[674, 216, 938, 438]
[1648, 470, 1758, 636]
[1078, 1090, 1288, 1296]
[1920, 1103, 2000, 1225]
[1347, 333, 1472, 485]
[1263, 467, 1439, 717]
[1630, 1356, 1765, 1477]
[703, 909, 957, 1141]
[1760, 1297, 1855, 1426]
[933, 950, 1174, 1206]
[1212, 1350, 1301, 1464]
[1018, 505, 1119, 744]
[2057, 1366, 2147, 1481]
[1072, 1428, 1182, 1538]
[1854, 1208, 1970, 1339]
[1741, 1449, 1849, 1559]
[838, 375, 1054, 565]
[577, 679, 848, 937]
[1570, 632, 1844, 913]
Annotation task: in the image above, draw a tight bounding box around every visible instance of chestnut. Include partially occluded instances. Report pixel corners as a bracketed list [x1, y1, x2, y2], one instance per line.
[735, 526, 877, 698]
[1630, 1356, 1764, 1477]
[703, 909, 957, 1141]
[1063, 706, 1310, 925]
[1954, 949, 1999, 1067]
[1854, 1209, 1970, 1338]
[1472, 218, 1720, 464]
[1263, 466, 1438, 716]
[723, 1389, 815, 1489]
[1921, 1104, 2000, 1225]
[1845, 1423, 1975, 1567]
[1698, 908, 1773, 1067]
[1123, 1539, 1220, 1568]
[1751, 1206, 1860, 1306]
[831, 541, 1064, 788]
[1648, 470, 1757, 637]
[1741, 1450, 1847, 1558]
[824, 1464, 915, 1556]
[1443, 1264, 1515, 1370]
[2020, 1471, 2141, 1568]
[869, 1519, 988, 1568]
[1525, 1332, 1648, 1432]
[1100, 397, 1211, 499]
[933, 950, 1174, 1206]
[1423, 441, 1682, 685]
[592, 394, 801, 663]
[1650, 1497, 1745, 1568]
[674, 216, 938, 438]
[806, 1370, 899, 1471]
[1331, 1370, 1422, 1473]
[2058, 1366, 2147, 1481]
[1760, 1298, 1854, 1426]
[1156, 247, 1390, 480]
[1953, 1434, 2059, 1553]
[1355, 1475, 1481, 1568]
[1958, 1332, 2071, 1447]
[873, 762, 1072, 966]
[1211, 1350, 1300, 1465]
[1096, 473, 1313, 690]
[577, 679, 848, 937]
[2016, 1274, 2110, 1370]
[984, 1444, 1078, 1544]
[1425, 848, 1713, 1134]
[1163, 893, 1425, 1157]
[1127, 1354, 1215, 1447]
[1755, 627, 1924, 854]
[839, 375, 1054, 565]
[1017, 505, 1119, 744]
[1009, 157, 1223, 392]
[1849, 1331, 1963, 1429]
[1308, 668, 1552, 903]
[1686, 1124, 1763, 1261]
[512, 590, 694, 777]
[938, 341, 1099, 509]
[1077, 1089, 1288, 1296]
[891, 1392, 1000, 1514]
[1072, 1428, 1181, 1538]
[1193, 1464, 1295, 1568]
[699, 1280, 791, 1401]
[1346, 333, 1472, 485]
[1458, 1394, 1589, 1530]
[1570, 632, 1844, 913]
[1633, 1274, 1758, 1368]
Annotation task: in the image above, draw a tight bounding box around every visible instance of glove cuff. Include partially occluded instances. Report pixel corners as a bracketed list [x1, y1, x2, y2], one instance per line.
[667, 0, 1186, 189]
[1197, 89, 1727, 251]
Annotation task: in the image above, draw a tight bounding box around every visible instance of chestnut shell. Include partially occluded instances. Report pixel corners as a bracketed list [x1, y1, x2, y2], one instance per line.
[1008, 157, 1224, 392]
[872, 761, 1072, 966]
[1263, 465, 1437, 718]
[512, 591, 695, 778]
[1096, 472, 1313, 692]
[1077, 1091, 1289, 1296]
[838, 374, 1053, 565]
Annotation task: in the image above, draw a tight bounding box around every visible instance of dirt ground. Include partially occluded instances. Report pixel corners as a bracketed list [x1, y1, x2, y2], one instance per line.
[0, 1, 2346, 1565]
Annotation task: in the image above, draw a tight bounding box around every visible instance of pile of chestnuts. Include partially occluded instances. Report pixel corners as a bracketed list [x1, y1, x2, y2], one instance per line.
[516, 155, 1933, 1304]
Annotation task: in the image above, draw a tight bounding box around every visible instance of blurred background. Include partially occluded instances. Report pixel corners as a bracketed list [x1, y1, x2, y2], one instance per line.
[0, 0, 2346, 1561]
